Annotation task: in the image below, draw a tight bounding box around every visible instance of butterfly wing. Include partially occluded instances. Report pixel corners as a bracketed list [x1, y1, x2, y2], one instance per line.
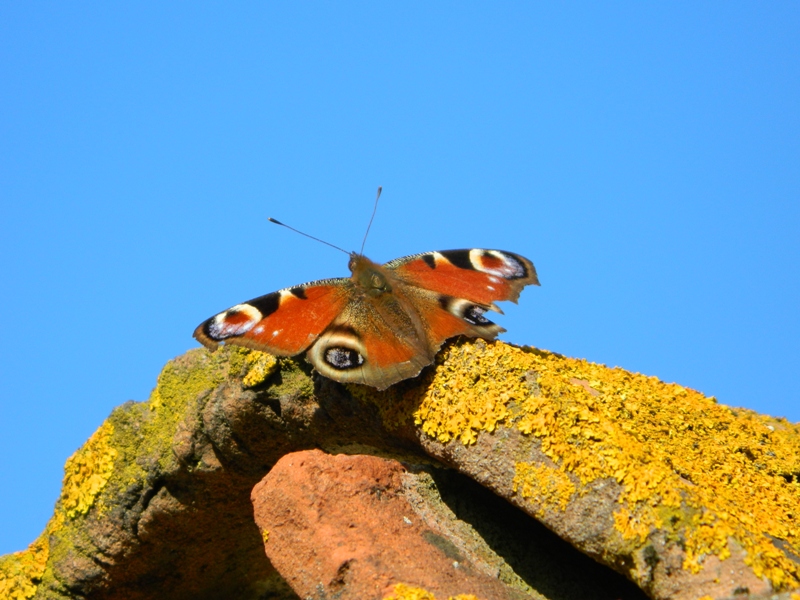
[385, 249, 539, 308]
[305, 250, 538, 390]
[306, 298, 434, 390]
[194, 272, 435, 389]
[193, 278, 353, 355]
[384, 249, 538, 350]
[194, 249, 539, 391]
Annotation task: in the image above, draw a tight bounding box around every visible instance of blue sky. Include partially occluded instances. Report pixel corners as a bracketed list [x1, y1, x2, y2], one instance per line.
[1, 4, 798, 555]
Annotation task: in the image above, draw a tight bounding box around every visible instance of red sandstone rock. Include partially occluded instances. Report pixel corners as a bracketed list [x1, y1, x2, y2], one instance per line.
[251, 449, 527, 600]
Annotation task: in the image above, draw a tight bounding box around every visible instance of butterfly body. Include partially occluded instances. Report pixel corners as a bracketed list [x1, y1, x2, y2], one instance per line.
[194, 249, 539, 390]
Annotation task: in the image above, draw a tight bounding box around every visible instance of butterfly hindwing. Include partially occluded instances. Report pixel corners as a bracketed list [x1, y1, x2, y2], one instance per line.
[307, 310, 431, 389]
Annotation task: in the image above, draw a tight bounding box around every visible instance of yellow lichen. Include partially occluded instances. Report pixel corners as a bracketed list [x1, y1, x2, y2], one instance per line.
[411, 339, 800, 590]
[261, 529, 269, 543]
[512, 461, 576, 514]
[0, 533, 49, 600]
[143, 346, 252, 474]
[149, 386, 164, 411]
[242, 351, 278, 388]
[517, 347, 800, 587]
[0, 345, 283, 598]
[60, 421, 118, 519]
[414, 341, 523, 444]
[383, 583, 480, 600]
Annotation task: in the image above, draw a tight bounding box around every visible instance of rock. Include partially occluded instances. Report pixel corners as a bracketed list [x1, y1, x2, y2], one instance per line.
[405, 342, 800, 600]
[252, 450, 527, 600]
[1, 338, 798, 600]
[252, 448, 651, 600]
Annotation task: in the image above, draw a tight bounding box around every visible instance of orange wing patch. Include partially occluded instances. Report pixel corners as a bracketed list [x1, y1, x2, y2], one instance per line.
[194, 281, 351, 355]
[417, 301, 481, 346]
[391, 250, 537, 306]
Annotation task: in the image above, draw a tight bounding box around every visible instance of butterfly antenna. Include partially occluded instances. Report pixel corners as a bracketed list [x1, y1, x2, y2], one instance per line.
[268, 218, 350, 255]
[359, 186, 382, 256]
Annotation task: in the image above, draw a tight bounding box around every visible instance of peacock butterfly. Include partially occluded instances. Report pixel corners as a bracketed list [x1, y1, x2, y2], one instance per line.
[194, 248, 539, 390]
[193, 193, 539, 390]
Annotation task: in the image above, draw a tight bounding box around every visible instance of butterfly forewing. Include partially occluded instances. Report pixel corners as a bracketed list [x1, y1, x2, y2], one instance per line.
[386, 249, 538, 307]
[194, 279, 352, 356]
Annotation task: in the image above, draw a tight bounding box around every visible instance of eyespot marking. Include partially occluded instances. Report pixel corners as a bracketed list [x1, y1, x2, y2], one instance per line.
[207, 304, 262, 339]
[324, 347, 365, 370]
[308, 326, 369, 377]
[439, 296, 495, 327]
[470, 250, 528, 279]
[462, 304, 491, 326]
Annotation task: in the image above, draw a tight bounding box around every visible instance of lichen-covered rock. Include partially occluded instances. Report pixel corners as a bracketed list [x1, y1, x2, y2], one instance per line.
[1, 338, 798, 600]
[402, 342, 800, 600]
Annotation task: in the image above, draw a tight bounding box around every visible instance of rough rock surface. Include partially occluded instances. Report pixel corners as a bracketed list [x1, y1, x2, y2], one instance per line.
[253, 450, 525, 600]
[1, 339, 799, 600]
[252, 449, 649, 600]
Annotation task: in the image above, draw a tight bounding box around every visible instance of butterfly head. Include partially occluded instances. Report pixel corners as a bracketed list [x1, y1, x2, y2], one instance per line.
[349, 252, 392, 297]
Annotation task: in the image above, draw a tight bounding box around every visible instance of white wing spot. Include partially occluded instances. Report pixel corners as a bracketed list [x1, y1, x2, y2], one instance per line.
[471, 250, 525, 278]
[272, 330, 281, 337]
[208, 304, 261, 338]
[325, 347, 364, 369]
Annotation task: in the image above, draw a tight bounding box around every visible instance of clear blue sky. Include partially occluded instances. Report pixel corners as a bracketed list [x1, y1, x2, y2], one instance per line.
[1, 4, 798, 555]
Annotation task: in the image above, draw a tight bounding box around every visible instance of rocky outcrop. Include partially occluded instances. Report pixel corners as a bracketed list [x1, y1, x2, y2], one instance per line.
[2, 339, 799, 600]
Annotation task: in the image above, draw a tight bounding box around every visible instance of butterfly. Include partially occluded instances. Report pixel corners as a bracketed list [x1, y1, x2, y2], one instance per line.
[194, 248, 539, 390]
